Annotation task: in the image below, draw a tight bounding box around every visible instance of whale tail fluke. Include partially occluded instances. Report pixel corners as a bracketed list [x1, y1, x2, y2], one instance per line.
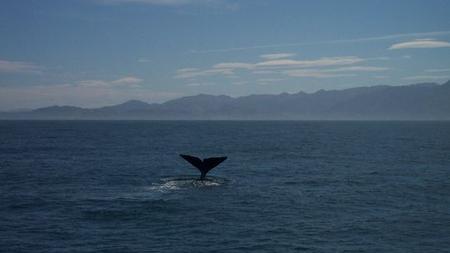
[180, 154, 227, 180]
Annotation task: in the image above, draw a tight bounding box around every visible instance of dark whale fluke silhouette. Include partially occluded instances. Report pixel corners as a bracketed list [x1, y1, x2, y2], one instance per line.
[180, 154, 227, 180]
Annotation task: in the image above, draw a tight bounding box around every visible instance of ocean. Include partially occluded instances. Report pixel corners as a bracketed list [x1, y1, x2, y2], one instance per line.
[1, 121, 449, 252]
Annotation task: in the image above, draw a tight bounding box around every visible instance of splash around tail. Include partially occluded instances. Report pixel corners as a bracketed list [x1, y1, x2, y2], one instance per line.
[149, 176, 229, 192]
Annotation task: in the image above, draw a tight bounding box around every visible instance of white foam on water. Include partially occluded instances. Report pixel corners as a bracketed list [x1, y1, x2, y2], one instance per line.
[147, 176, 227, 193]
[149, 180, 183, 192]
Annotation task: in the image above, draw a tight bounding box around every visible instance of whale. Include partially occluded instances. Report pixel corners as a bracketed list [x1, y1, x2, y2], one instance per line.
[180, 154, 227, 180]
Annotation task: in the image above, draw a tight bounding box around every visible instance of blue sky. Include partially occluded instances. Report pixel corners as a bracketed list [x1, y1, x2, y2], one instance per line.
[1, 0, 450, 109]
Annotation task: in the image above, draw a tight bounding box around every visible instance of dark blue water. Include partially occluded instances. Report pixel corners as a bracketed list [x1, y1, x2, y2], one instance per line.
[1, 121, 449, 252]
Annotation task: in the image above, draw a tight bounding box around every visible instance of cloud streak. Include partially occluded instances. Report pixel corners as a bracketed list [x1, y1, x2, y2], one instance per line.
[175, 55, 388, 80]
[77, 76, 143, 88]
[284, 65, 387, 78]
[175, 56, 374, 79]
[389, 39, 450, 50]
[213, 62, 254, 70]
[257, 78, 286, 85]
[403, 75, 450, 81]
[190, 30, 450, 54]
[284, 69, 355, 78]
[175, 68, 234, 79]
[425, 68, 450, 73]
[255, 56, 364, 68]
[138, 57, 151, 63]
[0, 59, 42, 74]
[260, 53, 296, 60]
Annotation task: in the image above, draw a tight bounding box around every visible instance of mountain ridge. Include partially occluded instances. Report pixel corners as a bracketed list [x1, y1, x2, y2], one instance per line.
[1, 81, 450, 120]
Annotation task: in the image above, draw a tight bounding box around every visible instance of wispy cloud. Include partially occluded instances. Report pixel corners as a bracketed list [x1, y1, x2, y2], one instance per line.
[283, 66, 387, 79]
[78, 76, 143, 88]
[255, 56, 364, 68]
[190, 30, 450, 54]
[251, 70, 276, 75]
[231, 81, 248, 85]
[328, 66, 388, 72]
[176, 56, 365, 78]
[260, 53, 296, 60]
[284, 69, 355, 78]
[257, 78, 286, 85]
[212, 62, 254, 70]
[175, 68, 234, 79]
[389, 39, 450, 50]
[112, 76, 143, 84]
[403, 75, 450, 81]
[175, 55, 388, 81]
[137, 57, 151, 63]
[0, 59, 42, 74]
[424, 68, 450, 73]
[186, 81, 216, 86]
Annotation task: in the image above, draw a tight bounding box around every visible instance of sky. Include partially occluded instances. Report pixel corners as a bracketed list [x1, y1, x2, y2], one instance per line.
[0, 0, 450, 110]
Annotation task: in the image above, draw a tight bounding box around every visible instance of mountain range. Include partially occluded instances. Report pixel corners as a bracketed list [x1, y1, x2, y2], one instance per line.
[1, 80, 450, 120]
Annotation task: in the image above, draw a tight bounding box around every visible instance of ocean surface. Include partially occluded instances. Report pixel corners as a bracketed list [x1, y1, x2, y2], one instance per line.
[1, 121, 449, 252]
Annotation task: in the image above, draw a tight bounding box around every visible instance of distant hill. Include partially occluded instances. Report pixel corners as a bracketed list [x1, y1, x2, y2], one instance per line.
[1, 81, 450, 120]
